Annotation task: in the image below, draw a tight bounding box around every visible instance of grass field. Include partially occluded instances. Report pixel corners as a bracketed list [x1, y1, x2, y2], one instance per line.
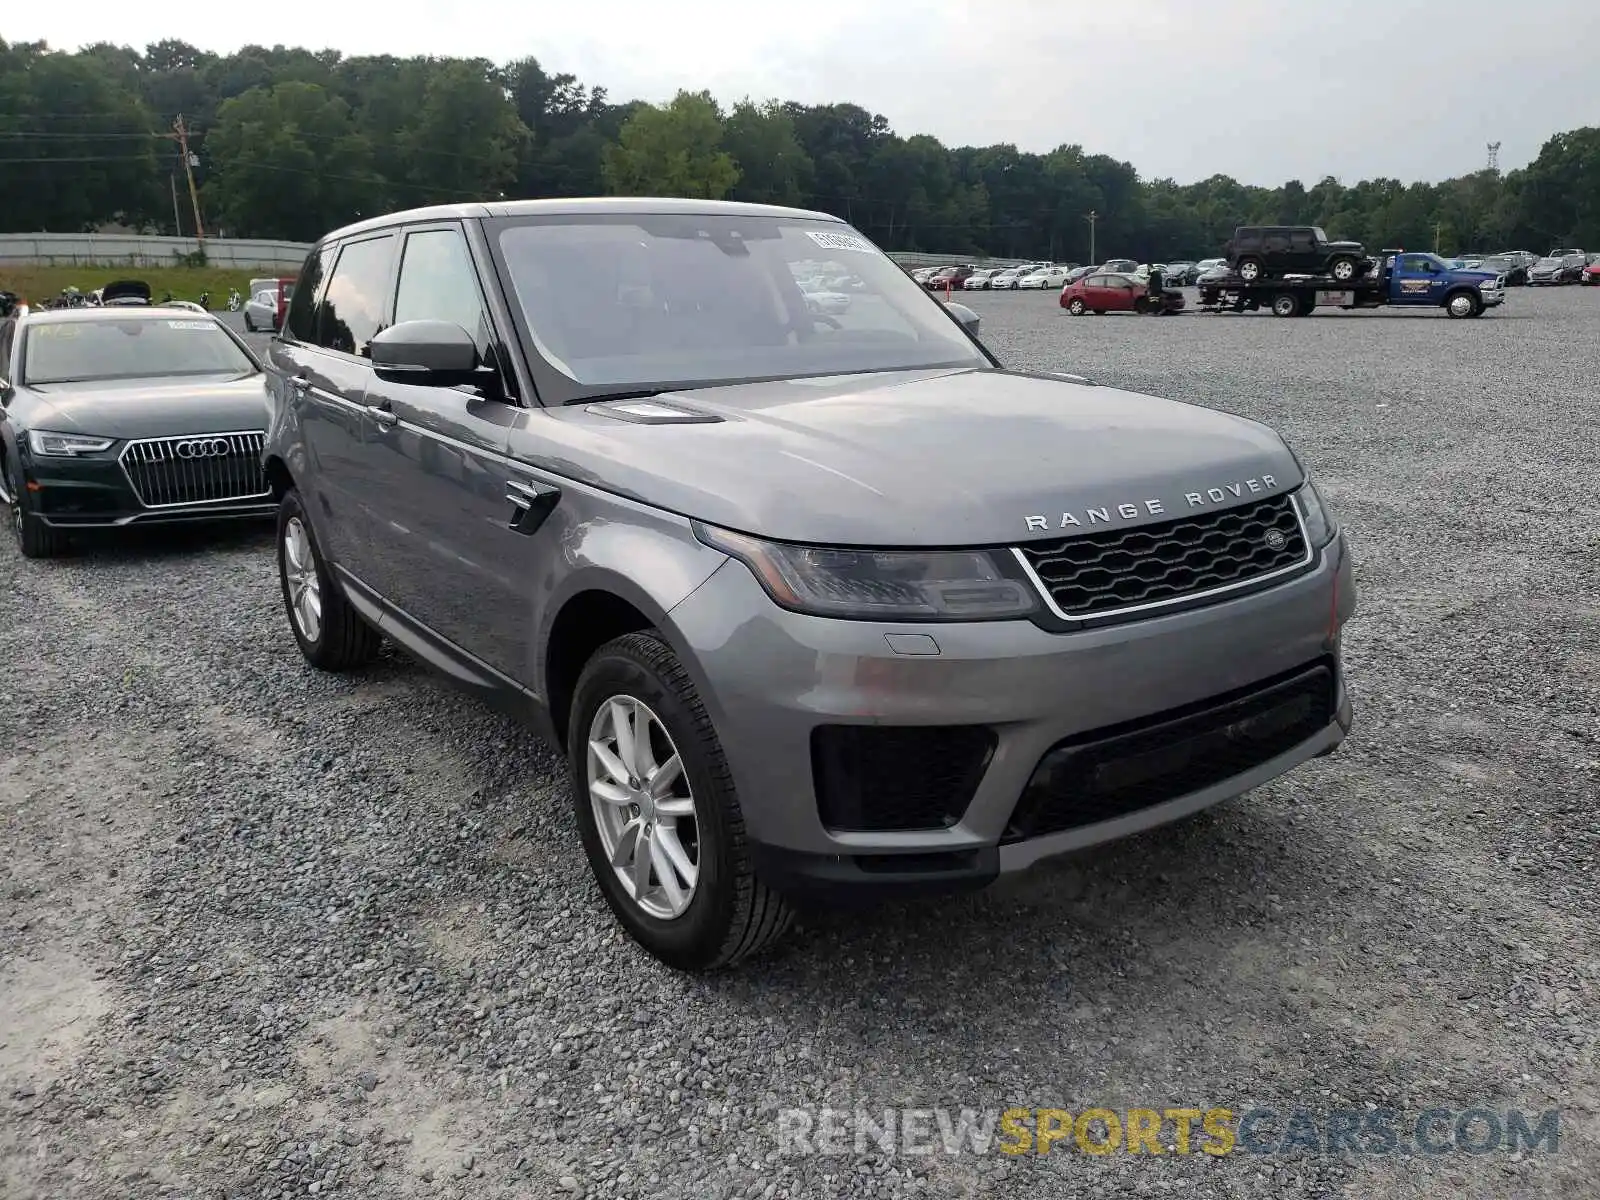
[0, 265, 266, 306]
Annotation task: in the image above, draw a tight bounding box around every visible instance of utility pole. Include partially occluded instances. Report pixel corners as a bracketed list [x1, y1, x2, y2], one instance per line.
[1085, 210, 1098, 264]
[170, 115, 206, 243]
[170, 174, 183, 237]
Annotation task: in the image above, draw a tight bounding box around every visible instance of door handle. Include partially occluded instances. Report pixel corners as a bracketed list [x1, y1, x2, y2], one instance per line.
[365, 403, 398, 429]
[505, 478, 561, 536]
[290, 374, 309, 394]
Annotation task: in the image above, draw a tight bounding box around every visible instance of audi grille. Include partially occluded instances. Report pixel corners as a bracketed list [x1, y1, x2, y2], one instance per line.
[120, 431, 270, 508]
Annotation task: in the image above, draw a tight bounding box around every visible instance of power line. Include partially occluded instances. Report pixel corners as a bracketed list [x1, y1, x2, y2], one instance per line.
[0, 130, 169, 140]
[0, 154, 160, 163]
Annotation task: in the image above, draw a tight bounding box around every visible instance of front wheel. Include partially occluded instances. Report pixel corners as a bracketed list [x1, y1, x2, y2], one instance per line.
[1067, 298, 1087, 315]
[7, 454, 66, 559]
[277, 489, 382, 670]
[1271, 292, 1301, 318]
[1445, 291, 1481, 319]
[569, 631, 794, 971]
[244, 312, 255, 332]
[1236, 257, 1264, 282]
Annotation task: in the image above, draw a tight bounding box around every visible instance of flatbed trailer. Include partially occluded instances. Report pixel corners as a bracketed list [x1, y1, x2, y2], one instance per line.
[1195, 251, 1506, 318]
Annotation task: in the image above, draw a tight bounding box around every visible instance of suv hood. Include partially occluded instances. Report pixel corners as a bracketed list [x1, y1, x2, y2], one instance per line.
[536, 368, 1302, 547]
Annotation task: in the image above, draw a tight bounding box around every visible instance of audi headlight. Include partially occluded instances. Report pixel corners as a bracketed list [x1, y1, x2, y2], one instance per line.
[696, 525, 1038, 620]
[28, 430, 114, 457]
[1292, 479, 1337, 547]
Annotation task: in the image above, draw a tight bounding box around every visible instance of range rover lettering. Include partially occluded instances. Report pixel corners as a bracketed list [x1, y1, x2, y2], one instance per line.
[262, 199, 1357, 971]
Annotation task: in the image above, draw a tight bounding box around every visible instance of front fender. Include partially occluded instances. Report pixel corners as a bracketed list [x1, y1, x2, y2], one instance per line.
[530, 499, 729, 699]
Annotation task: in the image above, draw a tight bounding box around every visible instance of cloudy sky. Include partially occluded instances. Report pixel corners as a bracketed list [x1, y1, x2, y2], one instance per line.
[10, 0, 1596, 186]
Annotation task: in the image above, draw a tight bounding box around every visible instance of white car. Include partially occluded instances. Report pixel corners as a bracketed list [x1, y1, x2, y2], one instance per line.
[243, 288, 281, 332]
[1017, 265, 1070, 289]
[802, 287, 852, 315]
[963, 269, 999, 289]
[989, 265, 1040, 290]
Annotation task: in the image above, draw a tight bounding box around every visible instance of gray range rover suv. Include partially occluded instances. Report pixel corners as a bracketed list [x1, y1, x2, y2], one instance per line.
[263, 198, 1356, 971]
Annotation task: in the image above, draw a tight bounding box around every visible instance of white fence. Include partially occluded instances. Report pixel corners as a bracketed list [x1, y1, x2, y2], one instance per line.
[0, 234, 313, 270]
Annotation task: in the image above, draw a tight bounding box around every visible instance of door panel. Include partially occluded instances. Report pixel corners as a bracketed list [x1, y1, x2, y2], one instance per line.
[343, 223, 533, 681]
[355, 383, 527, 678]
[282, 343, 373, 561]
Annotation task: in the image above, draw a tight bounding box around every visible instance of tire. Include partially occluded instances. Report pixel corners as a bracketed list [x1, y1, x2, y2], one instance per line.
[1445, 290, 1480, 319]
[6, 452, 66, 559]
[1271, 292, 1301, 318]
[1068, 298, 1087, 315]
[1327, 256, 1358, 282]
[276, 488, 381, 670]
[1236, 256, 1264, 282]
[244, 312, 255, 332]
[569, 631, 794, 971]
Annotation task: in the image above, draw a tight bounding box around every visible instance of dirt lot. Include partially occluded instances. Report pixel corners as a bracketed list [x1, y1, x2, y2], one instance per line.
[3, 288, 1597, 1198]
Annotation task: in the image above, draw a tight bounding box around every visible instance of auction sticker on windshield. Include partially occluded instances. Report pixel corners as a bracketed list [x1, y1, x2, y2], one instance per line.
[806, 230, 877, 254]
[166, 320, 213, 330]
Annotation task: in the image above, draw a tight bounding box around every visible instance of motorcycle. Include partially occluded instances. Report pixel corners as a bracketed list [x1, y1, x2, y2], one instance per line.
[226, 289, 242, 311]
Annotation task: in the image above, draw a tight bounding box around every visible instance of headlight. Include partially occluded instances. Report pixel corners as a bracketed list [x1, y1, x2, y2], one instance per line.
[696, 525, 1039, 620]
[28, 430, 114, 457]
[1292, 479, 1337, 547]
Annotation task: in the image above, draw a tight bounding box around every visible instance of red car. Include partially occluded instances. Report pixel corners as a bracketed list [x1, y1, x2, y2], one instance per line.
[1583, 254, 1600, 285]
[1059, 271, 1185, 315]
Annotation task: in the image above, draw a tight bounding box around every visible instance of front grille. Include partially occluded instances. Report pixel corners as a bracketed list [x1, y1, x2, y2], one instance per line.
[120, 431, 269, 508]
[811, 725, 995, 832]
[1004, 661, 1335, 841]
[1016, 492, 1309, 622]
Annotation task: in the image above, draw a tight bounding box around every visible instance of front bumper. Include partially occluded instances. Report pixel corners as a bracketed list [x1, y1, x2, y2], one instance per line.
[668, 529, 1356, 903]
[19, 449, 276, 529]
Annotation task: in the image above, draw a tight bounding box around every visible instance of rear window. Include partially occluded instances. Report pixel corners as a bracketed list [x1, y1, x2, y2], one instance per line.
[22, 317, 254, 385]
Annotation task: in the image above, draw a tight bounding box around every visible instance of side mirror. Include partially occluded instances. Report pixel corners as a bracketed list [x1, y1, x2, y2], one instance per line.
[0, 378, 12, 404]
[370, 320, 481, 384]
[943, 300, 982, 337]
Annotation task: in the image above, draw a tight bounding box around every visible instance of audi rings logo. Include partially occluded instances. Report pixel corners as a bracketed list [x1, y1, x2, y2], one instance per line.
[174, 438, 232, 459]
[1264, 528, 1288, 551]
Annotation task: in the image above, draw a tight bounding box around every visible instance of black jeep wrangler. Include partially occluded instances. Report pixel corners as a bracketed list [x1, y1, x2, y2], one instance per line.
[1223, 226, 1371, 283]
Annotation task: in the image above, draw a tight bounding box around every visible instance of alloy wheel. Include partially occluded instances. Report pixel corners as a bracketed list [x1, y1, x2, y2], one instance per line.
[586, 695, 699, 920]
[282, 516, 323, 642]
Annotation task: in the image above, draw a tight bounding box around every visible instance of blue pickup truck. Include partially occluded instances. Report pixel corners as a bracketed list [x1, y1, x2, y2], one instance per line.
[1197, 250, 1507, 318]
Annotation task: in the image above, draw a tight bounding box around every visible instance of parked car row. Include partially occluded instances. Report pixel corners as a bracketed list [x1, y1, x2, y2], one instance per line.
[906, 241, 1599, 299]
[1526, 249, 1590, 285]
[909, 262, 1086, 291]
[4, 198, 1357, 973]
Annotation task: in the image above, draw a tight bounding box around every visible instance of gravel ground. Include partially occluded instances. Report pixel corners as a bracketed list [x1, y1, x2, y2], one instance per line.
[3, 289, 1597, 1199]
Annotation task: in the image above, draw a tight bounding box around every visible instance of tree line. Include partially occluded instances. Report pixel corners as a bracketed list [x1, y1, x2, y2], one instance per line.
[2, 39, 1596, 261]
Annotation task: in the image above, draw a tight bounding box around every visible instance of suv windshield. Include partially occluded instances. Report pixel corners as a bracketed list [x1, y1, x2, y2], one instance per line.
[494, 214, 987, 392]
[22, 316, 255, 385]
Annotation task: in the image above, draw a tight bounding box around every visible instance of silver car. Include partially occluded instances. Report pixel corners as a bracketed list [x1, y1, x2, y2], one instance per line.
[264, 199, 1357, 971]
[243, 288, 281, 332]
